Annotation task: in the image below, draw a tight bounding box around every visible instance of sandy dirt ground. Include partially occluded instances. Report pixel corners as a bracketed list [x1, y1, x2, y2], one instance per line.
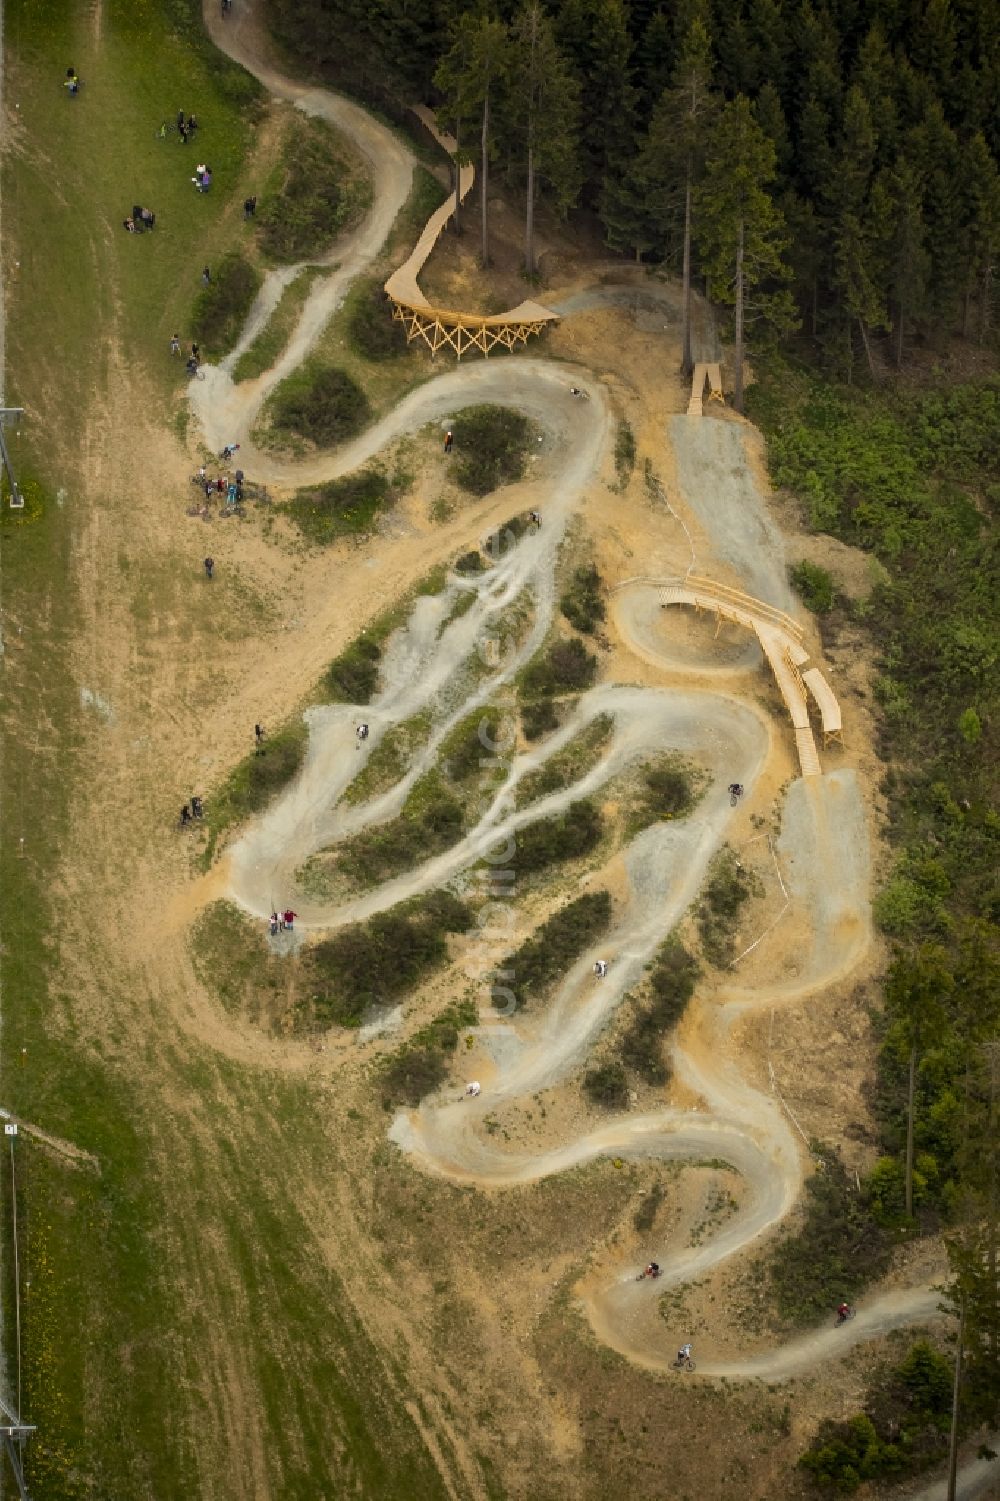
[16, 0, 983, 1494]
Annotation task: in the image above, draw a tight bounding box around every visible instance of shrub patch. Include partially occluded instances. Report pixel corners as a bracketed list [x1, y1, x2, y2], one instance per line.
[493, 890, 611, 1008]
[310, 890, 471, 1027]
[191, 252, 262, 356]
[268, 363, 370, 447]
[452, 406, 532, 496]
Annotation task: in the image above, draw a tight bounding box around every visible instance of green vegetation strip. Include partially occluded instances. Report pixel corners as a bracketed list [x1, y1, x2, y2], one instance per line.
[342, 711, 433, 805]
[697, 847, 759, 968]
[380, 999, 479, 1107]
[334, 772, 464, 889]
[619, 938, 699, 1086]
[231, 267, 324, 382]
[191, 251, 262, 358]
[493, 891, 611, 1010]
[516, 714, 613, 809]
[201, 719, 308, 867]
[285, 466, 397, 543]
[310, 890, 471, 1027]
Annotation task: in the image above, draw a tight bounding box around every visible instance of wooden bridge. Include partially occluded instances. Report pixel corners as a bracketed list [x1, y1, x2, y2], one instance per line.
[383, 108, 560, 358]
[626, 574, 843, 779]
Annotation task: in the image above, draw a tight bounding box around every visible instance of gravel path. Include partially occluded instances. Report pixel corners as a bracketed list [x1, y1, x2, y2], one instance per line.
[193, 3, 970, 1464]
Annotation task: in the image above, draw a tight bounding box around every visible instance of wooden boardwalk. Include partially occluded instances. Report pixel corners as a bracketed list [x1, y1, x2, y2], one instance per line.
[646, 574, 841, 779]
[383, 107, 560, 358]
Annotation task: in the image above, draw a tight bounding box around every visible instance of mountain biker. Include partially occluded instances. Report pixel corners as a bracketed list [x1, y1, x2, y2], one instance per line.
[677, 1342, 692, 1364]
[645, 1262, 660, 1279]
[837, 1302, 851, 1324]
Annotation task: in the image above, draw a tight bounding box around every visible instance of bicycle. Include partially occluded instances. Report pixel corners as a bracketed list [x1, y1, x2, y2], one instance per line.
[835, 1306, 856, 1327]
[187, 363, 206, 381]
[670, 1354, 696, 1372]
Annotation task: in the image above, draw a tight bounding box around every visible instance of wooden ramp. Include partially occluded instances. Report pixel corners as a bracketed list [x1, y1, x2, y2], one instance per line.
[384, 107, 560, 358]
[687, 362, 724, 417]
[803, 667, 844, 745]
[648, 574, 837, 779]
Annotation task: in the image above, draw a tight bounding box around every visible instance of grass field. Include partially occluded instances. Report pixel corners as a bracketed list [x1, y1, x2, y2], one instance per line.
[0, 3, 454, 1495]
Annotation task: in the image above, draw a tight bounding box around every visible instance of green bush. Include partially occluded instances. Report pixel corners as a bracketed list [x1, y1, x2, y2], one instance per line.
[191, 252, 262, 356]
[865, 1154, 935, 1225]
[439, 709, 507, 783]
[516, 798, 603, 873]
[324, 633, 383, 702]
[286, 467, 394, 542]
[452, 406, 532, 495]
[257, 120, 369, 262]
[520, 637, 598, 699]
[345, 278, 408, 359]
[559, 564, 606, 635]
[768, 1147, 891, 1326]
[789, 559, 836, 613]
[380, 998, 478, 1106]
[619, 938, 699, 1084]
[269, 364, 370, 447]
[454, 549, 486, 574]
[640, 761, 699, 821]
[698, 848, 757, 967]
[310, 890, 471, 1027]
[337, 773, 464, 887]
[493, 890, 611, 1008]
[521, 698, 559, 741]
[583, 1061, 629, 1110]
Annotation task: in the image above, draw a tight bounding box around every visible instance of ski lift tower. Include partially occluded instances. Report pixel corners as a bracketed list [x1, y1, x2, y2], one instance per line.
[0, 1396, 33, 1500]
[0, 408, 25, 508]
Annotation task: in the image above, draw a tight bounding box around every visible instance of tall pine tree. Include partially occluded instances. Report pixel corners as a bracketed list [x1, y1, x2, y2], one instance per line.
[641, 15, 716, 374]
[695, 95, 798, 410]
[509, 2, 581, 276]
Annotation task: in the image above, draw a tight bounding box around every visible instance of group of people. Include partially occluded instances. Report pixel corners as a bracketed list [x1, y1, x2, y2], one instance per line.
[192, 163, 214, 193]
[197, 464, 245, 507]
[123, 206, 156, 234]
[175, 110, 199, 143]
[178, 795, 204, 826]
[268, 909, 297, 935]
